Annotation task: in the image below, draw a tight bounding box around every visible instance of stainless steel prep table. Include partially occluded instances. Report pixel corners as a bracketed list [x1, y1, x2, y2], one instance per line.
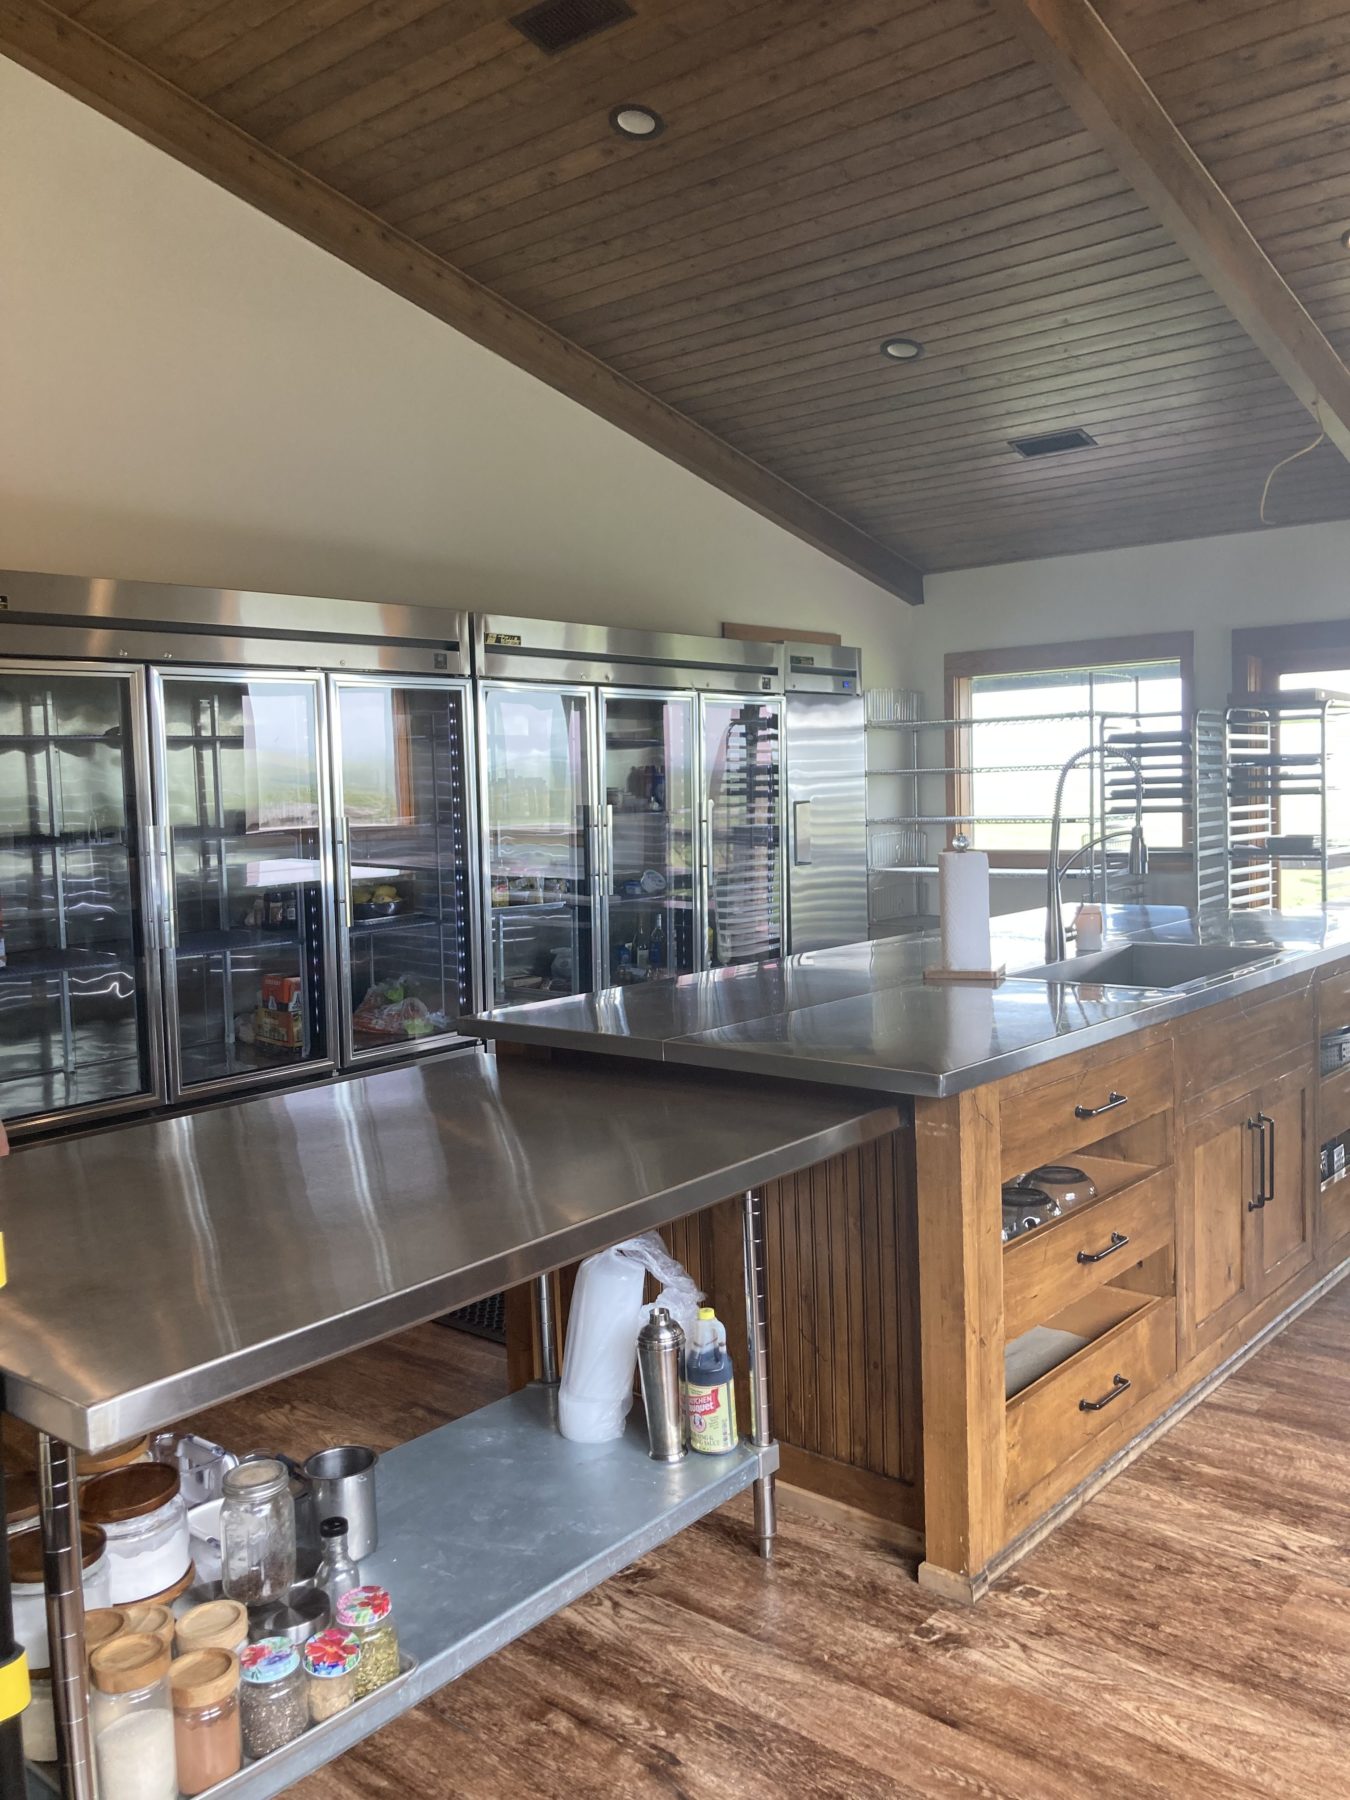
[465, 904, 1350, 1096]
[4, 1048, 898, 1798]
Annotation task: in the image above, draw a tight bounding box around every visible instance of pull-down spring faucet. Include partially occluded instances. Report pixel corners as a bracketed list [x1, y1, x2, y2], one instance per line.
[1045, 746, 1148, 962]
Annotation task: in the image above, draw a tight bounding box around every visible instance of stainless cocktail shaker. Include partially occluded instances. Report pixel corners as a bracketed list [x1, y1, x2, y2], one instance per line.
[637, 1306, 687, 1462]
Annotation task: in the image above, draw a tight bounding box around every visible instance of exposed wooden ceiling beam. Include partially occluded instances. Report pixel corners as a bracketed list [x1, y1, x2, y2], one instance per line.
[990, 0, 1350, 466]
[0, 0, 925, 605]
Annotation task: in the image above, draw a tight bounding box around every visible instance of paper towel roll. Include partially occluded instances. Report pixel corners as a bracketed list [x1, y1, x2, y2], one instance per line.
[939, 846, 992, 972]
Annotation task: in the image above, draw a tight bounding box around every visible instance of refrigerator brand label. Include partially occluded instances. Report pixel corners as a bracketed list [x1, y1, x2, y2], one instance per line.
[486, 632, 523, 646]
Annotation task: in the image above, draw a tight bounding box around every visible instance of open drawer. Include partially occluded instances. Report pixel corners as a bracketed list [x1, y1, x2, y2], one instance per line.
[1005, 1287, 1177, 1505]
[1003, 1160, 1174, 1340]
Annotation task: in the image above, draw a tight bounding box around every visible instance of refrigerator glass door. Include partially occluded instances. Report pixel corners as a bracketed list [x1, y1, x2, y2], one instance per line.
[332, 678, 476, 1063]
[701, 698, 784, 968]
[0, 664, 160, 1131]
[155, 671, 333, 1097]
[599, 692, 697, 984]
[482, 685, 596, 1006]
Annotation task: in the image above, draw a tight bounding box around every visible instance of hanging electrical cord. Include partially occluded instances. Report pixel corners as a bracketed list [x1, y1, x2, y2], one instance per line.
[1259, 402, 1326, 524]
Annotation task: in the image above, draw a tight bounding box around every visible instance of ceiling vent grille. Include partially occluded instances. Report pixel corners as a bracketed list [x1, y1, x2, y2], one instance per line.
[511, 0, 635, 53]
[1009, 427, 1098, 458]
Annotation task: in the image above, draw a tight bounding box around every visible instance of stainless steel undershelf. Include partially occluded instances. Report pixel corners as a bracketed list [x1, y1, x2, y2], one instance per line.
[0, 1048, 896, 1451]
[24, 1385, 772, 1797]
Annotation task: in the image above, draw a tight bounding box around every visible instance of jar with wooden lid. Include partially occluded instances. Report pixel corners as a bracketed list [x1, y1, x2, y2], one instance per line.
[77, 1436, 152, 1481]
[303, 1628, 361, 1722]
[170, 1648, 241, 1793]
[10, 1523, 111, 1689]
[239, 1637, 307, 1757]
[120, 1601, 175, 1656]
[176, 1597, 249, 1658]
[82, 1463, 190, 1605]
[5, 1469, 39, 1536]
[85, 1608, 128, 1661]
[90, 1631, 177, 1800]
[221, 1458, 295, 1606]
[335, 1586, 399, 1697]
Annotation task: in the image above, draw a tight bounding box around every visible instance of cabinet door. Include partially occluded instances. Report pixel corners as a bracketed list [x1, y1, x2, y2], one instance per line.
[1181, 1091, 1263, 1358]
[1255, 1064, 1315, 1296]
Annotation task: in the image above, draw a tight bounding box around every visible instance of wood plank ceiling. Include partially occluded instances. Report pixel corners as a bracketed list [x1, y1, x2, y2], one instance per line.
[10, 0, 1350, 585]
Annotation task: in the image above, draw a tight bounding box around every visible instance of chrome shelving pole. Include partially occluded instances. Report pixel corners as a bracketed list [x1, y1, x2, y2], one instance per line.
[741, 1188, 776, 1561]
[37, 1436, 94, 1800]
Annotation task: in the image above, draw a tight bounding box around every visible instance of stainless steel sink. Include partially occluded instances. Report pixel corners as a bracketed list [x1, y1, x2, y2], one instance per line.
[1016, 941, 1283, 990]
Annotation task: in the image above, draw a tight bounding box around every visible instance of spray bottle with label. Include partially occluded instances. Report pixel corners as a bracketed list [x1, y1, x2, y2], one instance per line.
[684, 1307, 739, 1454]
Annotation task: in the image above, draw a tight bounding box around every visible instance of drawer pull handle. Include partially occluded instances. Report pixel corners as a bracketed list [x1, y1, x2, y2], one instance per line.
[1077, 1230, 1129, 1265]
[1079, 1374, 1131, 1413]
[1075, 1090, 1128, 1119]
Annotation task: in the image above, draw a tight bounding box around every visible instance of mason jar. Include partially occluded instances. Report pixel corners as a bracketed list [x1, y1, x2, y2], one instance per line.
[220, 1458, 295, 1607]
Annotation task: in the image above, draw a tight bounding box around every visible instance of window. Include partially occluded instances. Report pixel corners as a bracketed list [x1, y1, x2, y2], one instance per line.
[945, 634, 1194, 860]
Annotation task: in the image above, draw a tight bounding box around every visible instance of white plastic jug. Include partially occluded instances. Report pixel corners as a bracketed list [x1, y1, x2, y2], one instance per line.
[557, 1233, 701, 1444]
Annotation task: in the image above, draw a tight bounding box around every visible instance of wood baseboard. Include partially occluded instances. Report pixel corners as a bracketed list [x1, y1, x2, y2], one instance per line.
[778, 1479, 924, 1558]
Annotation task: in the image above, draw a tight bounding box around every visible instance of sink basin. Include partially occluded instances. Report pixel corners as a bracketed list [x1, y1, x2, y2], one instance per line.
[1016, 941, 1283, 990]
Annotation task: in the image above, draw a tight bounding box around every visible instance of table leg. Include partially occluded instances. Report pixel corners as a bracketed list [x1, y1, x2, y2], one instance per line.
[38, 1437, 95, 1800]
[740, 1189, 777, 1560]
[533, 1274, 560, 1386]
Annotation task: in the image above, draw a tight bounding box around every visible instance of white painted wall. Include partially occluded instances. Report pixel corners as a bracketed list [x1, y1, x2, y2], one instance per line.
[919, 522, 1350, 714]
[0, 60, 912, 686]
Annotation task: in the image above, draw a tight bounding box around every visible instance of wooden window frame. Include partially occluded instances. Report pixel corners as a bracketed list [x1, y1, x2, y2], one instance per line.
[1232, 620, 1350, 696]
[943, 631, 1196, 867]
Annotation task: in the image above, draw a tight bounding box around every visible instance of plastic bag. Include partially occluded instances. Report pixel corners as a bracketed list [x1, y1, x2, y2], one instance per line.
[557, 1232, 702, 1443]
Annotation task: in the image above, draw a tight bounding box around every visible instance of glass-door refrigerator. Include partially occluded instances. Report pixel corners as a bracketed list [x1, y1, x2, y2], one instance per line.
[598, 690, 697, 985]
[701, 696, 786, 968]
[151, 668, 335, 1101]
[0, 662, 162, 1135]
[479, 683, 598, 1007]
[330, 675, 478, 1064]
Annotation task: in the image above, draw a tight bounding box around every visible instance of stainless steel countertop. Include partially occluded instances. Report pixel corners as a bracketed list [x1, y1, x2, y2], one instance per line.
[464, 905, 1350, 1098]
[0, 1051, 897, 1450]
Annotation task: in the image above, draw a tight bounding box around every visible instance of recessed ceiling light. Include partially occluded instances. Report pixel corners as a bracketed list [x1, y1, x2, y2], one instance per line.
[879, 336, 925, 362]
[610, 104, 664, 139]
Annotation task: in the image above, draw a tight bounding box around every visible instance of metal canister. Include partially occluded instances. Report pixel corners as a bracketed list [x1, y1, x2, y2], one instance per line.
[636, 1307, 687, 1462]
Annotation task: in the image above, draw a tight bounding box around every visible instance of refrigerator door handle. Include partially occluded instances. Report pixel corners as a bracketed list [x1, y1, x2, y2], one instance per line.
[156, 824, 177, 953]
[333, 816, 350, 919]
[604, 803, 616, 897]
[792, 799, 814, 866]
[139, 825, 160, 957]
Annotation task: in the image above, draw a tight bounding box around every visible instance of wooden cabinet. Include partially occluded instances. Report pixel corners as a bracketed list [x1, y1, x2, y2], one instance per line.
[1181, 1059, 1315, 1358]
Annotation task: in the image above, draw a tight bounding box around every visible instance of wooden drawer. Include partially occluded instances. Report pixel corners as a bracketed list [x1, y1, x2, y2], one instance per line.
[1002, 1163, 1174, 1340]
[1318, 961, 1350, 1032]
[1005, 1289, 1177, 1504]
[1177, 980, 1314, 1112]
[998, 1040, 1173, 1180]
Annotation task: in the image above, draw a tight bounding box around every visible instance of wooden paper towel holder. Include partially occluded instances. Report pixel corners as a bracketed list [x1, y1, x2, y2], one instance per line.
[923, 963, 1006, 986]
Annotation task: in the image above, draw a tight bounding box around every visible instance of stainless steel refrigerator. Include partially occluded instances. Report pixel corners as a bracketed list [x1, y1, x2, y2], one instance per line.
[0, 571, 480, 1136]
[783, 643, 868, 953]
[474, 617, 784, 1006]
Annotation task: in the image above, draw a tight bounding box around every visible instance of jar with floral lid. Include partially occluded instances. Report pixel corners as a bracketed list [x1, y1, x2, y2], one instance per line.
[221, 1459, 295, 1606]
[89, 1631, 177, 1800]
[176, 1597, 249, 1659]
[335, 1586, 399, 1698]
[303, 1628, 361, 1723]
[239, 1637, 307, 1758]
[170, 1647, 242, 1793]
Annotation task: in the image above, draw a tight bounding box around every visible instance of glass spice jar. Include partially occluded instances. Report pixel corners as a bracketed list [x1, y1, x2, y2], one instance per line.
[169, 1648, 242, 1794]
[89, 1632, 177, 1800]
[303, 1628, 362, 1723]
[335, 1586, 399, 1698]
[221, 1459, 296, 1607]
[175, 1597, 249, 1660]
[239, 1637, 308, 1759]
